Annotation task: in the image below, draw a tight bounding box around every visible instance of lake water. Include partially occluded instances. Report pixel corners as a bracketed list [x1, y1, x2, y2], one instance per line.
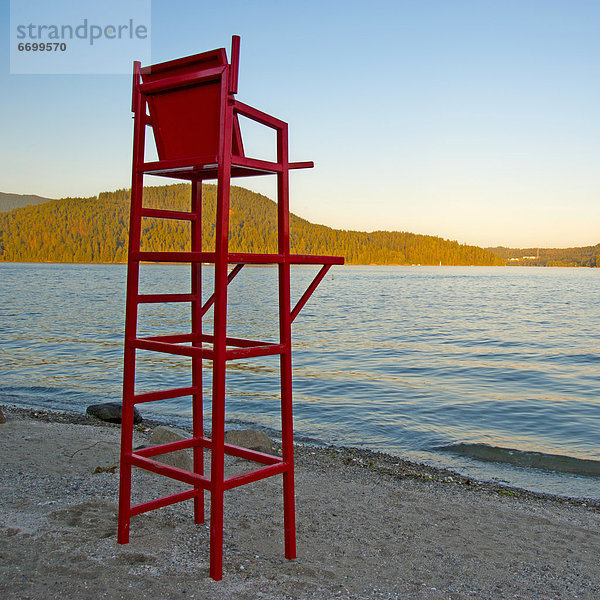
[1, 262, 598, 498]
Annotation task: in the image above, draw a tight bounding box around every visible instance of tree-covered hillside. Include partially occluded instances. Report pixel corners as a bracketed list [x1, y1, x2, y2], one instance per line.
[0, 183, 504, 265]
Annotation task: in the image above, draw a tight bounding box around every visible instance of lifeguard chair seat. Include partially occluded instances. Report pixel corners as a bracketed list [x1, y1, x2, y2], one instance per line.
[140, 47, 244, 161]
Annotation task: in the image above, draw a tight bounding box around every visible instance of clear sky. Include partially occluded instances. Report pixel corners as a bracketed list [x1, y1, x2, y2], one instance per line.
[1, 0, 599, 248]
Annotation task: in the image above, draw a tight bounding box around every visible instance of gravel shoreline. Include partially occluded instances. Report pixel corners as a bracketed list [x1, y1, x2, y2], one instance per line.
[1, 404, 599, 599]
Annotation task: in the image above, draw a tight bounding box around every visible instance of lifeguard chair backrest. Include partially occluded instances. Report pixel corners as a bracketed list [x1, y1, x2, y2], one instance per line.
[140, 43, 243, 162]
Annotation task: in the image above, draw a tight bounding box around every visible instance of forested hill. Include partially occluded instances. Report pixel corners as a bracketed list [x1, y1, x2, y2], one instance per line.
[0, 183, 503, 265]
[0, 191, 55, 212]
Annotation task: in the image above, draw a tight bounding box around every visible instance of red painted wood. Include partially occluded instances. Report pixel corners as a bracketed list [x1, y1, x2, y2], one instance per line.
[134, 437, 196, 457]
[191, 180, 205, 525]
[140, 207, 197, 221]
[132, 250, 343, 265]
[224, 462, 289, 491]
[133, 385, 199, 403]
[128, 454, 211, 487]
[131, 488, 199, 516]
[119, 35, 344, 581]
[291, 264, 332, 323]
[200, 263, 244, 316]
[137, 293, 195, 303]
[229, 35, 240, 94]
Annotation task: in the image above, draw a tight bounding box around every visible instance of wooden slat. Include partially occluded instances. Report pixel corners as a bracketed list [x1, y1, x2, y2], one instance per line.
[128, 454, 210, 488]
[137, 293, 195, 303]
[224, 462, 289, 491]
[133, 385, 199, 404]
[134, 437, 196, 458]
[141, 207, 197, 221]
[225, 343, 285, 361]
[139, 66, 226, 95]
[132, 338, 213, 360]
[130, 489, 199, 516]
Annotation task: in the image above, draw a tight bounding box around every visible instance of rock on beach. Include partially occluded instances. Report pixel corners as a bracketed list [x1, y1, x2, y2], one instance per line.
[86, 402, 142, 424]
[224, 429, 274, 455]
[149, 425, 193, 471]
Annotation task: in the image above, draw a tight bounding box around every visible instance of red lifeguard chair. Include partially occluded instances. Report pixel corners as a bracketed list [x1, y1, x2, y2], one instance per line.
[118, 36, 343, 580]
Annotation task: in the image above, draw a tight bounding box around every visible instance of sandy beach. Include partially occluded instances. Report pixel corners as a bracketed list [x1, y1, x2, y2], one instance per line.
[1, 405, 599, 600]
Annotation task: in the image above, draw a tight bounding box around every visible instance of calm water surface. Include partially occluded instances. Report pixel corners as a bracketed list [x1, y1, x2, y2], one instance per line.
[1, 263, 598, 498]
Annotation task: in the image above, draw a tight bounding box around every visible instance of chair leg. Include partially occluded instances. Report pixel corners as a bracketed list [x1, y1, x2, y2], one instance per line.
[117, 460, 132, 544]
[281, 349, 297, 559]
[117, 397, 135, 544]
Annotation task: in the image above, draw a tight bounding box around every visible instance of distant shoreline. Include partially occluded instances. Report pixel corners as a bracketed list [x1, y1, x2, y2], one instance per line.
[1, 260, 598, 268]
